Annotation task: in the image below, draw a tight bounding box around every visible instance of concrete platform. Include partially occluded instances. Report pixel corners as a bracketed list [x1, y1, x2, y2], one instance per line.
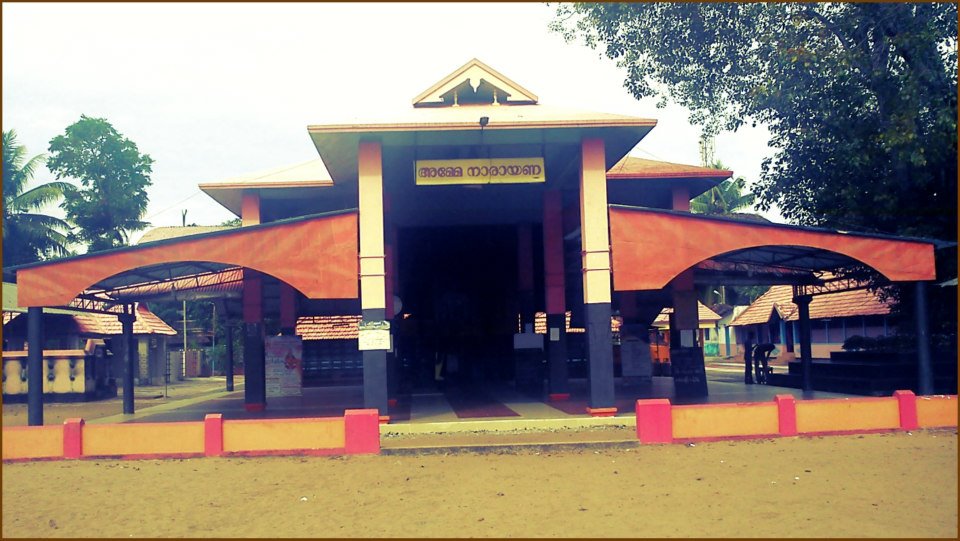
[90, 376, 853, 433]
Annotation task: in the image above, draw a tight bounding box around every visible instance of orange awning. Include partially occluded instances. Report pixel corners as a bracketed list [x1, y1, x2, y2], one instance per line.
[609, 206, 938, 292]
[13, 210, 358, 308]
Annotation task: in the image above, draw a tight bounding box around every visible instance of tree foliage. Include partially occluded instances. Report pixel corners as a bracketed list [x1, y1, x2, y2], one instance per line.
[47, 115, 154, 252]
[2, 130, 71, 267]
[552, 3, 957, 242]
[690, 165, 756, 215]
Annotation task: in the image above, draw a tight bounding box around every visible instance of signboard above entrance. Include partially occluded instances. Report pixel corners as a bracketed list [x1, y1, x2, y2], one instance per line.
[415, 157, 545, 185]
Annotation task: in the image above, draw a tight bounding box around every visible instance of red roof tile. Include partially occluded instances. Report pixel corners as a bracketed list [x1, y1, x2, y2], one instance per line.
[296, 316, 361, 340]
[4, 304, 176, 336]
[730, 285, 891, 327]
[652, 301, 723, 327]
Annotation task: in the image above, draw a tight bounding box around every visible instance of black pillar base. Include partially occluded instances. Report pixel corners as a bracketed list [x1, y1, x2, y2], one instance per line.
[27, 307, 44, 426]
[546, 313, 569, 395]
[586, 302, 615, 409]
[915, 281, 933, 395]
[243, 322, 265, 410]
[795, 295, 813, 393]
[362, 308, 389, 415]
[225, 324, 235, 392]
[121, 312, 136, 415]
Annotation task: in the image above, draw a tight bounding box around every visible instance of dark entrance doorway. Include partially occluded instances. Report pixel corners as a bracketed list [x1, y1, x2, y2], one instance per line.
[396, 225, 521, 391]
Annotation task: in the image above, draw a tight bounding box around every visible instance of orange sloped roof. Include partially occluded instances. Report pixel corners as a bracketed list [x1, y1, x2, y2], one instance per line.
[730, 285, 891, 326]
[30, 303, 178, 336]
[296, 315, 361, 340]
[607, 156, 732, 180]
[652, 301, 723, 326]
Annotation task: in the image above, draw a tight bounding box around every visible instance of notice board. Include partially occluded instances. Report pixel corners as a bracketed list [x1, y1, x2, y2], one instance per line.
[670, 346, 708, 398]
[265, 335, 303, 397]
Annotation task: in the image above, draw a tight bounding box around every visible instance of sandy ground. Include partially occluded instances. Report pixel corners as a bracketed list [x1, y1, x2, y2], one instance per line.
[2, 430, 956, 538]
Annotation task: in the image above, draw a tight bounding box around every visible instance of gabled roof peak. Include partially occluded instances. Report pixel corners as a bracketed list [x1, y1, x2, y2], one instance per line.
[412, 58, 538, 107]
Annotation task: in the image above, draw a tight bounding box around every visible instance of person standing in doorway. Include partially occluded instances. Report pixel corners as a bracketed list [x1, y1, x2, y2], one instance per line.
[743, 331, 755, 384]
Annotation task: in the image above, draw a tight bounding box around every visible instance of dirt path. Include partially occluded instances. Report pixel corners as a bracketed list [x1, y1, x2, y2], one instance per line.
[2, 430, 956, 538]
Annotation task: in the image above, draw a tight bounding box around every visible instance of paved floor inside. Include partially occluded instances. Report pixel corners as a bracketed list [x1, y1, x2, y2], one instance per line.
[95, 372, 851, 431]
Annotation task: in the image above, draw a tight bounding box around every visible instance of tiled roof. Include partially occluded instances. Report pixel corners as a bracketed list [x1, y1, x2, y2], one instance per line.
[607, 156, 732, 180]
[138, 225, 238, 244]
[293, 313, 621, 341]
[3, 304, 176, 336]
[296, 315, 362, 340]
[729, 285, 891, 327]
[652, 301, 723, 326]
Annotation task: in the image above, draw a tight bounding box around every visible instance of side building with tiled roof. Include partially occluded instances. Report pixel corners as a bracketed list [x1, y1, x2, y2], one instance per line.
[728, 285, 893, 361]
[3, 282, 178, 399]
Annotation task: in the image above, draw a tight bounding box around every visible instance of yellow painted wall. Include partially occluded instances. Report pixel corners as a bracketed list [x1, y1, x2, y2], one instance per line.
[917, 396, 958, 428]
[796, 398, 899, 433]
[83, 422, 204, 456]
[2, 426, 63, 460]
[672, 403, 779, 439]
[223, 419, 345, 452]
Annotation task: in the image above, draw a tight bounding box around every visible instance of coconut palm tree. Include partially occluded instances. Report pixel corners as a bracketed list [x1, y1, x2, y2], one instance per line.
[690, 175, 756, 215]
[2, 129, 72, 267]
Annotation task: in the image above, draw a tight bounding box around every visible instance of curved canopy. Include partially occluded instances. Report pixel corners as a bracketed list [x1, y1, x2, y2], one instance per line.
[609, 205, 938, 291]
[11, 210, 359, 308]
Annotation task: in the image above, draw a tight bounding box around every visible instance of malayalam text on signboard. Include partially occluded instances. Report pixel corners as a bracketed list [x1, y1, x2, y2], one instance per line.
[415, 158, 545, 185]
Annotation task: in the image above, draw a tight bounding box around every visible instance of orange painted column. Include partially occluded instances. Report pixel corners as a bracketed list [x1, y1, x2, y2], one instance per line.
[579, 138, 615, 414]
[543, 189, 569, 398]
[241, 192, 261, 227]
[358, 141, 389, 417]
[669, 181, 706, 396]
[671, 186, 690, 212]
[279, 283, 297, 335]
[241, 192, 266, 411]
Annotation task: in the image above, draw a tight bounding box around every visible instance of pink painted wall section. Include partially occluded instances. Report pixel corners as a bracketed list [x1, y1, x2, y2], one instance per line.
[543, 190, 565, 314]
[775, 395, 798, 436]
[204, 414, 224, 457]
[345, 409, 381, 454]
[635, 399, 673, 443]
[63, 418, 85, 459]
[894, 390, 919, 430]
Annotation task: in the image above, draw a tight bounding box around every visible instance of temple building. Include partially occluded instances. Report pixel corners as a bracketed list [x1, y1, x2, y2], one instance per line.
[6, 59, 944, 425]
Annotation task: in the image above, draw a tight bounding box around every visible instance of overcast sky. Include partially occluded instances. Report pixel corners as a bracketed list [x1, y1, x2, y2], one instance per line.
[3, 2, 779, 244]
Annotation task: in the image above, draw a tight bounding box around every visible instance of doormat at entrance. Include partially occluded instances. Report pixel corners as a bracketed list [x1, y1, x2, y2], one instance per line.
[545, 395, 636, 416]
[444, 389, 520, 419]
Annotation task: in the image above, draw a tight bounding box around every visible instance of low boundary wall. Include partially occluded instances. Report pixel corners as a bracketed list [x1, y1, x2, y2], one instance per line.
[636, 391, 957, 444]
[2, 409, 380, 462]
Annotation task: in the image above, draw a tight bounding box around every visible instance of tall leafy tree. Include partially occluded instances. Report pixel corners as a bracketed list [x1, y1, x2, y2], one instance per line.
[553, 2, 957, 347]
[2, 130, 71, 267]
[552, 2, 957, 243]
[48, 115, 154, 252]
